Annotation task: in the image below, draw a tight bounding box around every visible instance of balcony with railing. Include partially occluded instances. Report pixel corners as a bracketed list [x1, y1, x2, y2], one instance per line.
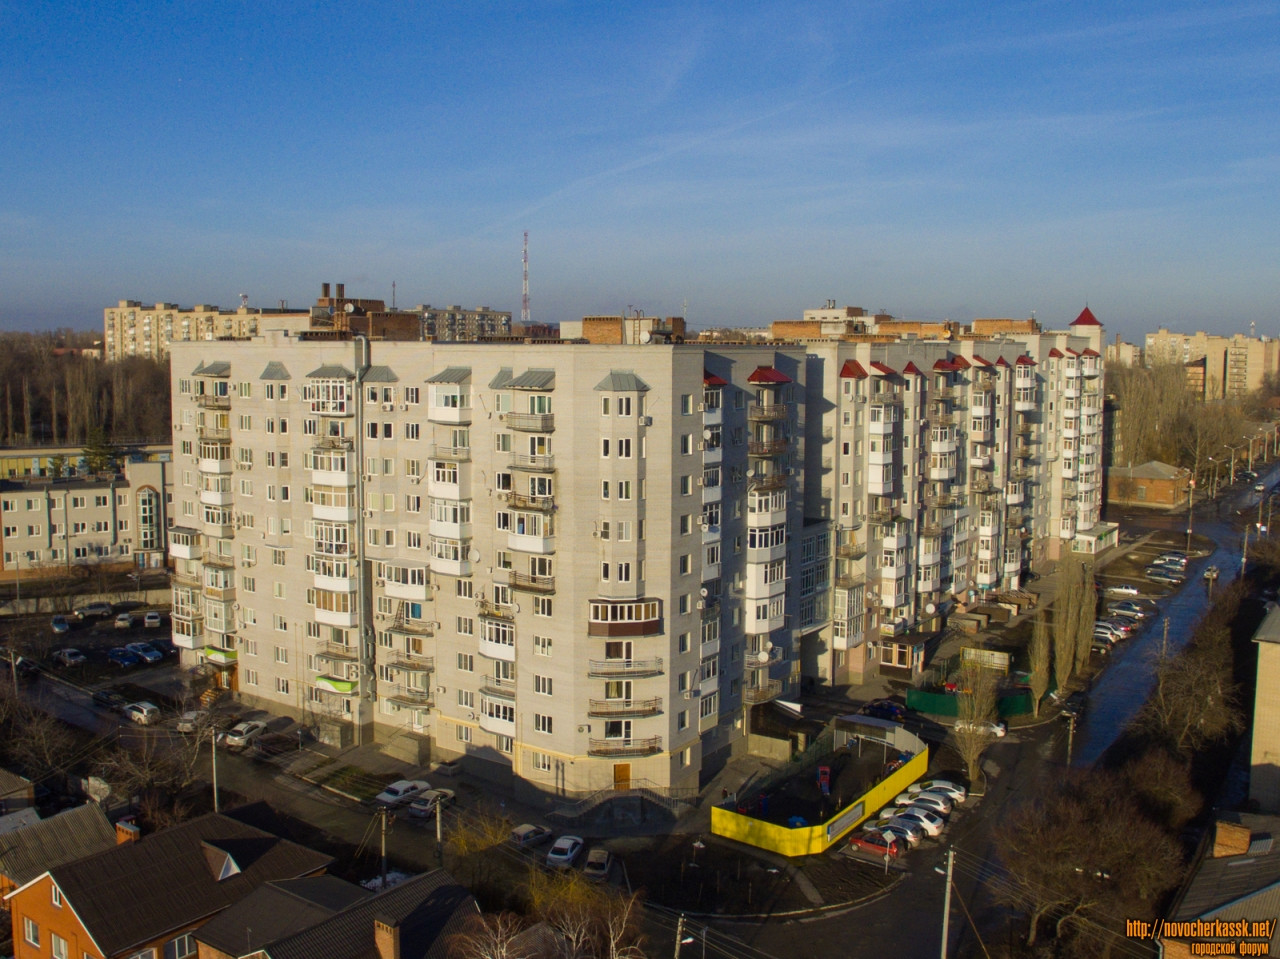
[588, 658, 664, 678]
[748, 473, 788, 492]
[172, 568, 203, 589]
[744, 679, 784, 704]
[588, 697, 663, 718]
[747, 438, 789, 457]
[511, 571, 555, 593]
[312, 435, 355, 452]
[382, 683, 433, 708]
[429, 443, 471, 462]
[747, 404, 788, 422]
[588, 736, 663, 757]
[836, 538, 867, 560]
[506, 492, 554, 512]
[315, 641, 359, 665]
[510, 452, 555, 472]
[386, 651, 435, 674]
[480, 675, 517, 700]
[476, 599, 515, 621]
[196, 424, 231, 441]
[505, 411, 555, 432]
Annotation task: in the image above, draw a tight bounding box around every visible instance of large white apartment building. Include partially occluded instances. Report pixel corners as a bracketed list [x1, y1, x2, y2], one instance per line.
[167, 307, 1107, 799]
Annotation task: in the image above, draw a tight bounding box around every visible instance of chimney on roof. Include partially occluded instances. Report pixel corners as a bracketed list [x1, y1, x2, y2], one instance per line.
[373, 916, 401, 959]
[322, 282, 331, 299]
[115, 820, 140, 845]
[336, 283, 345, 300]
[1212, 820, 1252, 858]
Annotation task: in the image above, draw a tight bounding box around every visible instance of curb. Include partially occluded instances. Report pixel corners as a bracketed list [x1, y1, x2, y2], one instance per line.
[649, 869, 907, 924]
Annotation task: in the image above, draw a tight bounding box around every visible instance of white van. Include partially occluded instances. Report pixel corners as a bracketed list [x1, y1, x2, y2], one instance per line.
[125, 702, 160, 725]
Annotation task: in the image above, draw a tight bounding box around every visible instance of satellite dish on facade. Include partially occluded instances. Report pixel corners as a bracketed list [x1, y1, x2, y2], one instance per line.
[764, 640, 774, 651]
[468, 548, 481, 563]
[700, 587, 709, 597]
[703, 429, 713, 440]
[926, 602, 937, 615]
[757, 651, 770, 663]
[344, 302, 356, 313]
[747, 469, 757, 478]
[639, 330, 652, 344]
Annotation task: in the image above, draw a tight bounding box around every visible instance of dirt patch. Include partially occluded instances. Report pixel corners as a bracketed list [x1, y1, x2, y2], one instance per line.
[313, 764, 404, 801]
[618, 834, 896, 916]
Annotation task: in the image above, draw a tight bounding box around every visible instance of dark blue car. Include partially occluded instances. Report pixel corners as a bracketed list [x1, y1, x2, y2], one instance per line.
[860, 699, 907, 722]
[108, 647, 141, 668]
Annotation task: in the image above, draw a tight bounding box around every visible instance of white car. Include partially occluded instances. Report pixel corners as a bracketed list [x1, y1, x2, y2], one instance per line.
[143, 611, 163, 629]
[546, 835, 584, 869]
[954, 719, 1008, 738]
[894, 807, 946, 837]
[511, 824, 554, 848]
[907, 792, 953, 817]
[124, 701, 160, 725]
[583, 847, 613, 881]
[223, 720, 269, 749]
[406, 789, 455, 819]
[908, 780, 967, 804]
[873, 818, 924, 847]
[374, 779, 432, 806]
[1105, 584, 1140, 597]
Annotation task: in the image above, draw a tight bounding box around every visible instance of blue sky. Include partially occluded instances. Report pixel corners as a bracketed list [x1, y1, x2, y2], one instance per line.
[2, 1, 1277, 340]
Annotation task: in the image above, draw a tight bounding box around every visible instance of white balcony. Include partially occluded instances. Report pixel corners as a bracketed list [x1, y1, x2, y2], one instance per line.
[199, 488, 234, 507]
[429, 519, 473, 541]
[315, 572, 357, 593]
[1006, 485, 1025, 506]
[881, 563, 909, 583]
[1063, 385, 1081, 399]
[747, 542, 788, 565]
[315, 607, 359, 628]
[1003, 557, 1022, 575]
[312, 467, 356, 487]
[509, 530, 554, 554]
[882, 529, 910, 550]
[970, 452, 991, 468]
[312, 502, 357, 523]
[919, 544, 942, 566]
[1061, 424, 1079, 439]
[198, 456, 233, 475]
[701, 481, 722, 504]
[426, 477, 465, 500]
[929, 435, 958, 455]
[928, 464, 957, 481]
[1061, 461, 1078, 479]
[975, 568, 1000, 586]
[428, 404, 472, 425]
[386, 580, 429, 601]
[868, 475, 894, 496]
[479, 711, 516, 736]
[1064, 366, 1080, 379]
[744, 606, 785, 634]
[1060, 518, 1076, 539]
[478, 635, 516, 662]
[169, 529, 201, 561]
[429, 555, 471, 577]
[918, 570, 942, 592]
[868, 448, 895, 467]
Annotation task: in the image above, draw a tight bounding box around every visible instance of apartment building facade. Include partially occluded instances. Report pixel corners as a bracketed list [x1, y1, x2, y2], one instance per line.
[104, 301, 315, 362]
[167, 308, 1107, 797]
[1144, 327, 1280, 399]
[0, 459, 173, 576]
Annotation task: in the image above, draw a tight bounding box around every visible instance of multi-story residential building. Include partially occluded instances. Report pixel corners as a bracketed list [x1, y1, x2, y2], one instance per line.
[0, 458, 173, 576]
[104, 301, 313, 362]
[166, 306, 1107, 799]
[1144, 327, 1280, 399]
[418, 304, 513, 341]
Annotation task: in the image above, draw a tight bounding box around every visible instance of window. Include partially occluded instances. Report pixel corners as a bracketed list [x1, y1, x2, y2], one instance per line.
[52, 886, 62, 907]
[276, 677, 290, 694]
[457, 653, 474, 672]
[532, 751, 552, 771]
[456, 726, 473, 743]
[534, 714, 553, 734]
[157, 934, 196, 959]
[23, 916, 38, 947]
[457, 689, 475, 707]
[51, 932, 68, 959]
[534, 596, 553, 617]
[534, 634, 552, 656]
[534, 675, 553, 695]
[274, 646, 289, 664]
[681, 393, 694, 414]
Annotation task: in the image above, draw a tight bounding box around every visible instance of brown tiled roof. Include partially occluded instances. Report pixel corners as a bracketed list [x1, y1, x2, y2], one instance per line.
[44, 813, 332, 957]
[0, 803, 117, 887]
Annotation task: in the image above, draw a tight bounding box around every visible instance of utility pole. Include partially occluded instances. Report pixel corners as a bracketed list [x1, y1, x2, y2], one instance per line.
[1243, 524, 1251, 577]
[674, 914, 686, 959]
[1066, 714, 1076, 764]
[211, 725, 220, 813]
[435, 797, 443, 865]
[940, 846, 954, 958]
[380, 806, 389, 891]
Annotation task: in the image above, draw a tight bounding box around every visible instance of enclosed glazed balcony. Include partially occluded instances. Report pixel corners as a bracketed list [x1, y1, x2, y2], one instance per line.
[169, 527, 201, 561]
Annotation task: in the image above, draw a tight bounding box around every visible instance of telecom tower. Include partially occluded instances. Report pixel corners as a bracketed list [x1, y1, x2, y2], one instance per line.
[522, 231, 530, 327]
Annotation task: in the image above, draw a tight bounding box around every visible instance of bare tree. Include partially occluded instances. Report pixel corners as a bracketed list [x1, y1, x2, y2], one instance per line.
[1028, 611, 1051, 717]
[444, 802, 513, 890]
[952, 663, 1000, 785]
[527, 870, 646, 959]
[445, 912, 533, 959]
[1138, 640, 1241, 755]
[8, 706, 76, 781]
[1072, 562, 1097, 675]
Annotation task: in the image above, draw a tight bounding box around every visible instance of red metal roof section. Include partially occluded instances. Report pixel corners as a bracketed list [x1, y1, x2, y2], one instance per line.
[1048, 348, 1064, 358]
[1071, 306, 1101, 327]
[703, 370, 728, 387]
[869, 361, 897, 376]
[972, 355, 992, 366]
[839, 359, 868, 379]
[1065, 348, 1080, 356]
[932, 359, 954, 372]
[748, 366, 791, 384]
[1081, 348, 1100, 358]
[1015, 355, 1036, 366]
[903, 361, 924, 376]
[996, 356, 1011, 368]
[951, 355, 971, 370]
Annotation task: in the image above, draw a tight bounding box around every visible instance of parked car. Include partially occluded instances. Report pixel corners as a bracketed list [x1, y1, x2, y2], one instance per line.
[859, 699, 906, 722]
[954, 719, 1007, 738]
[892, 808, 946, 837]
[1091, 641, 1112, 657]
[583, 847, 614, 881]
[909, 780, 967, 803]
[1107, 601, 1150, 619]
[176, 709, 211, 734]
[107, 647, 141, 668]
[374, 779, 432, 807]
[511, 824, 554, 848]
[53, 648, 86, 667]
[1256, 483, 1267, 493]
[75, 602, 113, 620]
[1105, 584, 1140, 596]
[125, 642, 163, 664]
[848, 830, 902, 858]
[149, 639, 178, 658]
[124, 702, 160, 725]
[1060, 691, 1088, 720]
[546, 835, 585, 869]
[1148, 570, 1184, 585]
[1155, 553, 1188, 567]
[223, 720, 269, 749]
[873, 818, 924, 847]
[406, 789, 455, 819]
[908, 792, 954, 817]
[50, 615, 70, 634]
[114, 612, 134, 630]
[91, 689, 127, 711]
[143, 611, 163, 629]
[1092, 621, 1127, 639]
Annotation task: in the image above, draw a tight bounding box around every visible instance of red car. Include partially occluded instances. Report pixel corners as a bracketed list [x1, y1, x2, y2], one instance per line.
[849, 829, 903, 858]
